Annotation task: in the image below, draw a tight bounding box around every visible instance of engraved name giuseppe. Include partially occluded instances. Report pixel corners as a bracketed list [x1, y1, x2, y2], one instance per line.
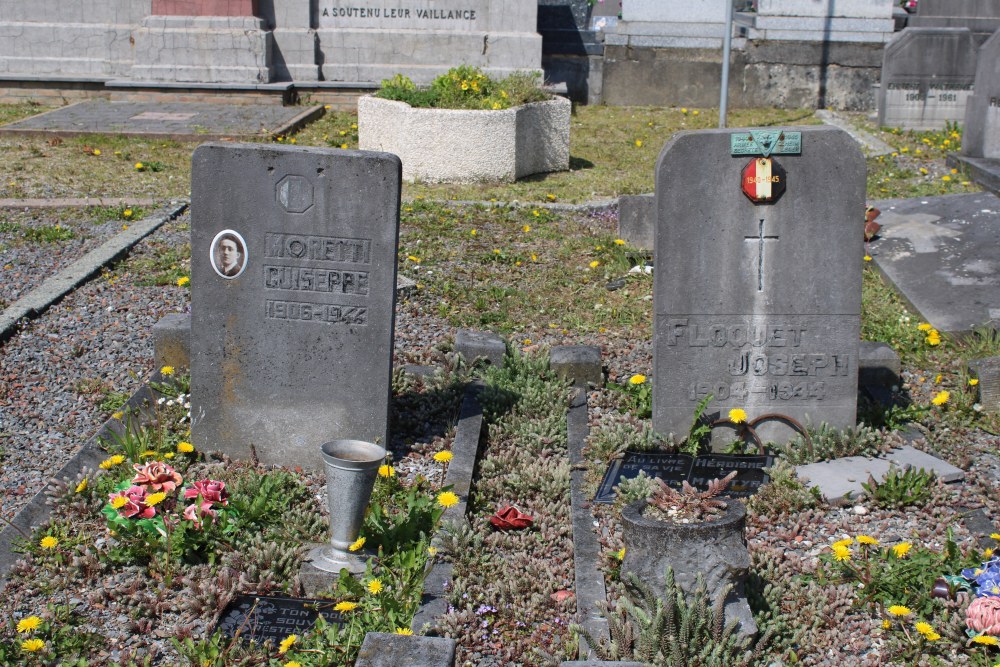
[263, 232, 371, 326]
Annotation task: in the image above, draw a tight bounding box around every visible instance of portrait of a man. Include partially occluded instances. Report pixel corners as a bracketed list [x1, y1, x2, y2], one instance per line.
[210, 230, 247, 279]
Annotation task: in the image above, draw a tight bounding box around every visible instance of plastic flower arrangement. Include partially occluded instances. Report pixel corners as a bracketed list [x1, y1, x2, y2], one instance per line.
[103, 461, 234, 563]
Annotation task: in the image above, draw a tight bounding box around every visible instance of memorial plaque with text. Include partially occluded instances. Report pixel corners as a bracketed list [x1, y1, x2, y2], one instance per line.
[594, 451, 775, 503]
[191, 144, 400, 471]
[653, 127, 864, 445]
[215, 594, 345, 643]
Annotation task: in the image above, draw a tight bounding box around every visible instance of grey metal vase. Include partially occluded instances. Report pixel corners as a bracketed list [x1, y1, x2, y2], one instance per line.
[307, 439, 385, 574]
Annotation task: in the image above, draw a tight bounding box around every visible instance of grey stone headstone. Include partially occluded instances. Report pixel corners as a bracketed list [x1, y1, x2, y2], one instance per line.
[617, 193, 655, 252]
[962, 30, 1000, 159]
[190, 143, 401, 471]
[355, 632, 456, 667]
[877, 27, 979, 130]
[968, 356, 1000, 412]
[653, 127, 864, 445]
[454, 329, 506, 367]
[859, 340, 901, 388]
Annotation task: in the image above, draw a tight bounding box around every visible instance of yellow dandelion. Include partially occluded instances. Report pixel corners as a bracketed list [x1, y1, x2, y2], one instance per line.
[348, 537, 366, 552]
[629, 374, 647, 385]
[932, 390, 950, 406]
[985, 548, 995, 558]
[888, 605, 912, 617]
[681, 107, 688, 114]
[728, 408, 747, 424]
[135, 162, 144, 170]
[522, 225, 531, 233]
[145, 492, 167, 506]
[864, 255, 872, 262]
[917, 322, 932, 331]
[589, 260, 600, 269]
[111, 496, 127, 509]
[433, 451, 454, 463]
[437, 491, 460, 508]
[395, 627, 413, 635]
[991, 533, 1000, 541]
[93, 149, 102, 156]
[21, 638, 45, 652]
[340, 143, 348, 150]
[40, 536, 58, 550]
[634, 140, 643, 147]
[882, 619, 891, 629]
[123, 209, 133, 218]
[16, 616, 42, 633]
[140, 450, 156, 458]
[427, 546, 438, 556]
[177, 276, 190, 287]
[285, 662, 303, 667]
[532, 209, 540, 217]
[112, 411, 124, 420]
[165, 452, 175, 459]
[161, 366, 175, 376]
[470, 229, 477, 236]
[832, 544, 852, 562]
[924, 631, 941, 641]
[893, 542, 912, 558]
[832, 538, 854, 548]
[942, 175, 952, 182]
[616, 547, 626, 560]
[934, 373, 943, 384]
[75, 479, 88, 494]
[367, 578, 383, 594]
[333, 601, 358, 612]
[970, 378, 979, 386]
[915, 621, 934, 635]
[278, 634, 297, 654]
[972, 635, 999, 646]
[546, 193, 556, 201]
[692, 110, 700, 115]
[856, 535, 879, 546]
[378, 464, 395, 478]
[177, 441, 194, 453]
[110, 454, 125, 465]
[614, 239, 626, 245]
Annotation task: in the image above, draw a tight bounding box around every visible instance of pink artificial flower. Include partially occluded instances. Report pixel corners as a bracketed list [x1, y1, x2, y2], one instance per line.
[132, 462, 183, 493]
[967, 596, 1000, 635]
[183, 500, 218, 528]
[110, 486, 156, 519]
[184, 479, 228, 506]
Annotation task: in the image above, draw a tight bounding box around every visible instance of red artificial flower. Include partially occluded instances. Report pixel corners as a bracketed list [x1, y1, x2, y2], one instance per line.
[132, 462, 183, 493]
[489, 505, 533, 531]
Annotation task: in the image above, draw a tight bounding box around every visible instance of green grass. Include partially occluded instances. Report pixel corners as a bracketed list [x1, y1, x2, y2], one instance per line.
[0, 221, 75, 243]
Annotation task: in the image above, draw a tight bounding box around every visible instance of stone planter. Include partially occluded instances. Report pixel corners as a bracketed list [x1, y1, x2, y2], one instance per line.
[620, 498, 757, 635]
[357, 95, 571, 183]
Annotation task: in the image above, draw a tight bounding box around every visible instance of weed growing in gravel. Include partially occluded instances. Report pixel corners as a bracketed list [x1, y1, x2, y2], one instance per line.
[0, 221, 75, 243]
[89, 204, 145, 223]
[861, 464, 937, 509]
[778, 421, 890, 465]
[0, 603, 103, 665]
[746, 461, 819, 517]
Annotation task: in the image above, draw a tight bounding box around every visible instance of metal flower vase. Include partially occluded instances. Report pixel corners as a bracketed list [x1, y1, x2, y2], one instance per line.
[307, 439, 385, 574]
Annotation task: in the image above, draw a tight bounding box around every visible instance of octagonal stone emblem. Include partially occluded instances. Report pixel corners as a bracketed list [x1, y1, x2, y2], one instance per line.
[276, 175, 314, 213]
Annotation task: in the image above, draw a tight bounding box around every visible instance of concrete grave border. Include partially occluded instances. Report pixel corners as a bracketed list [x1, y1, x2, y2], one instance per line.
[358, 95, 571, 184]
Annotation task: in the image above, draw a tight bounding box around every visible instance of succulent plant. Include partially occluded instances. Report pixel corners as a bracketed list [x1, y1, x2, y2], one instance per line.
[646, 471, 737, 522]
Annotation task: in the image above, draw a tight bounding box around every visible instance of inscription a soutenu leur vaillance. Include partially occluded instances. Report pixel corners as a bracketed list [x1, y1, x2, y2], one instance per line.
[322, 6, 478, 20]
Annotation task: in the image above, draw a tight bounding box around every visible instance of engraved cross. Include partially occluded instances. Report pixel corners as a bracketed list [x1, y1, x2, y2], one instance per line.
[744, 218, 779, 292]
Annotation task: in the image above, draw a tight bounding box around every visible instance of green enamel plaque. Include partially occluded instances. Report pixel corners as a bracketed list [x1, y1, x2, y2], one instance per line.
[730, 130, 802, 157]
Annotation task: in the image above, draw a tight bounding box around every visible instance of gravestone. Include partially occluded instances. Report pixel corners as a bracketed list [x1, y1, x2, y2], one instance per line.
[741, 0, 895, 43]
[910, 0, 1000, 44]
[653, 127, 864, 445]
[962, 29, 1000, 159]
[877, 27, 979, 130]
[190, 143, 400, 471]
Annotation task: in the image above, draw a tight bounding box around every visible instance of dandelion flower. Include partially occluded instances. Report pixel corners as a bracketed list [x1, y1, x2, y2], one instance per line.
[145, 492, 167, 506]
[924, 631, 941, 641]
[681, 107, 688, 114]
[176, 441, 194, 453]
[991, 533, 1000, 541]
[407, 255, 420, 263]
[728, 408, 747, 424]
[427, 546, 438, 556]
[882, 619, 891, 629]
[135, 162, 144, 170]
[888, 605, 912, 617]
[40, 536, 58, 550]
[470, 229, 477, 236]
[832, 538, 854, 548]
[692, 110, 700, 115]
[348, 537, 366, 552]
[919, 167, 928, 175]
[832, 544, 852, 562]
[532, 209, 540, 217]
[161, 366, 175, 376]
[942, 175, 952, 182]
[629, 374, 647, 385]
[616, 548, 626, 560]
[970, 378, 980, 386]
[893, 542, 912, 558]
[333, 601, 358, 612]
[433, 451, 453, 463]
[75, 479, 88, 494]
[522, 225, 531, 233]
[285, 662, 303, 667]
[546, 193, 556, 201]
[856, 535, 879, 545]
[20, 638, 44, 652]
[177, 276, 190, 287]
[112, 411, 124, 420]
[278, 634, 297, 654]
[589, 260, 600, 269]
[614, 239, 626, 245]
[915, 621, 934, 635]
[864, 255, 872, 262]
[16, 616, 42, 633]
[378, 464, 395, 478]
[635, 140, 643, 147]
[395, 627, 413, 635]
[111, 496, 127, 509]
[93, 149, 102, 156]
[437, 491, 460, 508]
[932, 391, 950, 406]
[972, 635, 999, 646]
[917, 322, 932, 331]
[367, 578, 383, 594]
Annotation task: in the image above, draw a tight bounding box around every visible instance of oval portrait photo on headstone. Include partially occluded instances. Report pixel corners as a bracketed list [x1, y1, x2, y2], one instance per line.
[210, 229, 248, 279]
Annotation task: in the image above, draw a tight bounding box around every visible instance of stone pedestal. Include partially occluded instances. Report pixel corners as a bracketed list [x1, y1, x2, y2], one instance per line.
[132, 15, 273, 83]
[620, 499, 756, 635]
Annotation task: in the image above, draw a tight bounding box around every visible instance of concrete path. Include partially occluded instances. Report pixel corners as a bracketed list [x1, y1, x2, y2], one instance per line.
[869, 192, 1000, 335]
[0, 100, 322, 141]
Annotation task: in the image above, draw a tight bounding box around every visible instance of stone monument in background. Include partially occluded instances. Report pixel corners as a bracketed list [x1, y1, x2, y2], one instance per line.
[962, 29, 1000, 159]
[189, 144, 400, 471]
[652, 127, 865, 445]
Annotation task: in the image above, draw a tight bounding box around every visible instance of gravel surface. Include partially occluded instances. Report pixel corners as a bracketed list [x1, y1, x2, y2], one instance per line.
[0, 208, 133, 307]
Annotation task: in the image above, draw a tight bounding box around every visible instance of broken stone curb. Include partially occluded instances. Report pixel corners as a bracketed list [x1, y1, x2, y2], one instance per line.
[816, 109, 896, 157]
[0, 372, 165, 593]
[0, 201, 188, 343]
[410, 377, 485, 634]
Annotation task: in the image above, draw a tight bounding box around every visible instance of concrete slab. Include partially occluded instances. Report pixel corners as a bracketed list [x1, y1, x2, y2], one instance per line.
[796, 443, 965, 504]
[0, 100, 322, 141]
[949, 154, 1000, 199]
[868, 192, 1000, 335]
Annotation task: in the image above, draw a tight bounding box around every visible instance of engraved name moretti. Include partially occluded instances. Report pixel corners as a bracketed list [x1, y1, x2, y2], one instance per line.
[264, 233, 371, 265]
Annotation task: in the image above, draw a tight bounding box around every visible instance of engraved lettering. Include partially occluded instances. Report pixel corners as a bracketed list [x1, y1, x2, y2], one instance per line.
[266, 299, 368, 326]
[264, 265, 370, 295]
[265, 233, 371, 265]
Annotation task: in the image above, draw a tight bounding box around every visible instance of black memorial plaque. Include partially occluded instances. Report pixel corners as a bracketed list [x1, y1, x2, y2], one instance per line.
[594, 451, 775, 503]
[215, 594, 345, 643]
